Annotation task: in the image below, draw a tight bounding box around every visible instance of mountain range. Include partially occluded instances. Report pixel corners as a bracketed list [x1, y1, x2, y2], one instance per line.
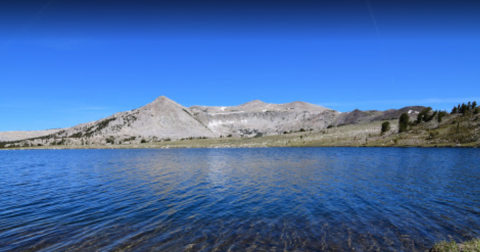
[0, 96, 423, 147]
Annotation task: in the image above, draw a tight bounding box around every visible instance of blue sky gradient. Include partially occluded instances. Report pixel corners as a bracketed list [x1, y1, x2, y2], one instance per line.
[1, 0, 479, 131]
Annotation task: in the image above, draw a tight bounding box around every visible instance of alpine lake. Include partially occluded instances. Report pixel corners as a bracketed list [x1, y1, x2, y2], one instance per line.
[1, 148, 479, 251]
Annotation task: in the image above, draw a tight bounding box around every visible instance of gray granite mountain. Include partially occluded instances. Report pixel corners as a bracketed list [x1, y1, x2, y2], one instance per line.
[190, 100, 336, 137]
[0, 96, 424, 147]
[3, 96, 217, 146]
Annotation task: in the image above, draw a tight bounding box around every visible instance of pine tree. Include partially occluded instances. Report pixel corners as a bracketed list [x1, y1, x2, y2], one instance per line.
[472, 101, 477, 109]
[416, 112, 423, 124]
[381, 121, 391, 134]
[399, 113, 409, 133]
[438, 111, 447, 123]
[417, 107, 432, 123]
[461, 103, 468, 115]
[451, 106, 458, 114]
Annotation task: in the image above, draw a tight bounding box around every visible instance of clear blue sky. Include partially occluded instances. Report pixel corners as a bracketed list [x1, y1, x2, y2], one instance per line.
[1, 0, 479, 131]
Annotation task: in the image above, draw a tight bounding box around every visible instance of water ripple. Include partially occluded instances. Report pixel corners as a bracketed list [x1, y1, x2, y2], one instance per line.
[1, 148, 479, 251]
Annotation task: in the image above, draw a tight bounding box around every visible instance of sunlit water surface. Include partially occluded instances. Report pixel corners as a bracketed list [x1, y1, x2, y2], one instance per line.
[1, 148, 480, 251]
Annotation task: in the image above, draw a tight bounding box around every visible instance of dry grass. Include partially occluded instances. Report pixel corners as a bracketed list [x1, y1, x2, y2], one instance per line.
[431, 239, 480, 252]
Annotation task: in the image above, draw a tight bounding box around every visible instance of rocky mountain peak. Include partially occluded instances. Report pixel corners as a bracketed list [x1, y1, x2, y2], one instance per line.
[281, 101, 329, 112]
[144, 96, 183, 110]
[238, 100, 268, 108]
[151, 95, 175, 104]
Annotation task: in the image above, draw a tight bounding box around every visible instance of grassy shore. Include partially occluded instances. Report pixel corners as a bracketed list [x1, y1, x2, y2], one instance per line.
[3, 112, 479, 150]
[431, 239, 480, 252]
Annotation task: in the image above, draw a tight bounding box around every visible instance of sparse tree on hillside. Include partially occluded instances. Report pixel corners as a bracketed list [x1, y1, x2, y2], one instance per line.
[438, 111, 447, 123]
[416, 107, 432, 124]
[461, 103, 468, 115]
[426, 110, 437, 122]
[399, 113, 409, 133]
[381, 121, 391, 134]
[451, 106, 458, 114]
[472, 101, 477, 109]
[416, 111, 423, 124]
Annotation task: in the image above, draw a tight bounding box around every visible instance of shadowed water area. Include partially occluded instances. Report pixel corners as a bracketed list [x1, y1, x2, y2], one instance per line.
[1, 148, 479, 251]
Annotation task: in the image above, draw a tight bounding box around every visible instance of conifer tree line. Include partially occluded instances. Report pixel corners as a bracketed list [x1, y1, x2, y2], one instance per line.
[451, 101, 478, 115]
[415, 107, 448, 124]
[397, 100, 478, 133]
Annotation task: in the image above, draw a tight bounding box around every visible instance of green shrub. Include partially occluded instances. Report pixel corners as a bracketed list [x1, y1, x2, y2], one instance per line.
[70, 132, 83, 138]
[254, 133, 264, 138]
[105, 137, 115, 144]
[381, 121, 391, 134]
[123, 136, 136, 141]
[97, 118, 115, 131]
[427, 130, 440, 139]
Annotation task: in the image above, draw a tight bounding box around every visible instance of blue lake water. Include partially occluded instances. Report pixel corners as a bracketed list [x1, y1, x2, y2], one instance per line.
[1, 148, 479, 251]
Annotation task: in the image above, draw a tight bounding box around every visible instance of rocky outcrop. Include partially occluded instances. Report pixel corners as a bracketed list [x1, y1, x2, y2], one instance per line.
[191, 100, 337, 137]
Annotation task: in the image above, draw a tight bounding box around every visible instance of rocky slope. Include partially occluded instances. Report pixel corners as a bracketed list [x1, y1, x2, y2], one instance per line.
[12, 96, 216, 146]
[0, 129, 61, 142]
[191, 100, 337, 137]
[0, 96, 423, 148]
[334, 106, 424, 126]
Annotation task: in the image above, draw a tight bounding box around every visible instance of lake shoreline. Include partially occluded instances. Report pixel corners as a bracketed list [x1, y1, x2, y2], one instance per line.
[2, 142, 478, 150]
[3, 115, 479, 150]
